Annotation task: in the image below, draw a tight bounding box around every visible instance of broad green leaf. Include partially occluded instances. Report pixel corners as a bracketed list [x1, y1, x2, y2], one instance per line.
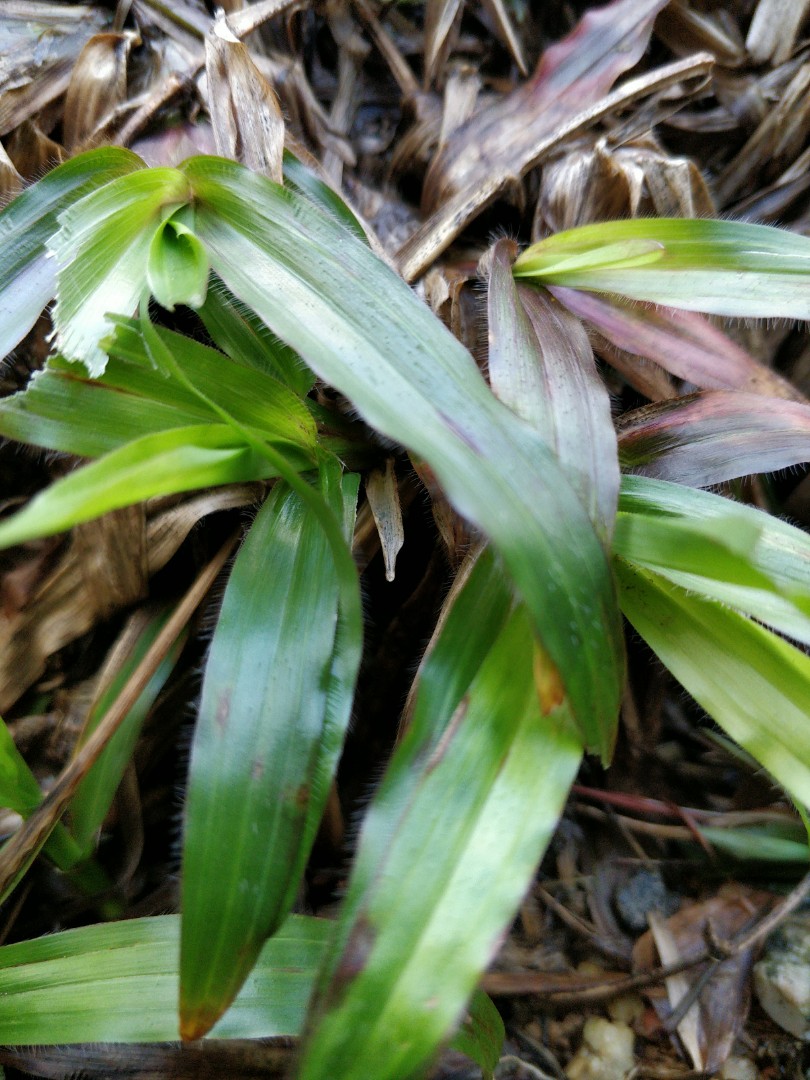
[0, 360, 207, 457]
[48, 165, 192, 374]
[486, 240, 619, 536]
[0, 147, 143, 358]
[617, 476, 810, 646]
[0, 424, 285, 550]
[106, 319, 317, 449]
[0, 914, 327, 1045]
[282, 149, 368, 242]
[618, 391, 810, 487]
[185, 155, 624, 758]
[180, 466, 361, 1039]
[0, 316, 319, 461]
[147, 207, 210, 311]
[300, 555, 582, 1080]
[514, 219, 810, 319]
[198, 276, 315, 395]
[68, 609, 186, 859]
[615, 559, 810, 808]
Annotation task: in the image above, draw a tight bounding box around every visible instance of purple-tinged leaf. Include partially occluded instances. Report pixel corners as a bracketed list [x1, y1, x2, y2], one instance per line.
[551, 287, 800, 400]
[486, 240, 618, 536]
[618, 391, 810, 486]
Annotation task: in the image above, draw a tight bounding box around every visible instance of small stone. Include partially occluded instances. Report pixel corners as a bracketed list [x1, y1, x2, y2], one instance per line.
[565, 1018, 635, 1080]
[614, 868, 679, 932]
[719, 1056, 758, 1080]
[753, 914, 810, 1039]
[607, 992, 645, 1025]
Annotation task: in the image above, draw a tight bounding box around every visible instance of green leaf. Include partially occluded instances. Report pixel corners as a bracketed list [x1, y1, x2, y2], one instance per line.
[282, 149, 368, 242]
[197, 277, 315, 395]
[0, 147, 144, 359]
[185, 155, 624, 758]
[514, 219, 810, 319]
[0, 914, 328, 1045]
[449, 989, 505, 1079]
[299, 553, 582, 1080]
[106, 318, 317, 450]
[617, 476, 810, 647]
[698, 825, 809, 864]
[48, 166, 193, 374]
[0, 361, 205, 457]
[0, 717, 83, 872]
[68, 608, 186, 859]
[0, 424, 285, 550]
[180, 466, 361, 1040]
[615, 558, 810, 808]
[147, 207, 210, 311]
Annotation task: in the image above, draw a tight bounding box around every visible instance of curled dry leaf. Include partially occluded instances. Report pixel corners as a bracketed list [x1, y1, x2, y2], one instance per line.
[63, 33, 136, 151]
[4, 120, 64, 181]
[204, 16, 285, 183]
[365, 459, 404, 582]
[536, 140, 714, 236]
[0, 506, 147, 714]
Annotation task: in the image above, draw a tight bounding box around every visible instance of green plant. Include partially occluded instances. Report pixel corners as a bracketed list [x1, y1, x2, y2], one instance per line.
[0, 147, 810, 1078]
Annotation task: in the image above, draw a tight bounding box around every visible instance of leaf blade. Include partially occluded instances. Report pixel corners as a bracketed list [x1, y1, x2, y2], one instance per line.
[515, 218, 810, 319]
[180, 467, 361, 1039]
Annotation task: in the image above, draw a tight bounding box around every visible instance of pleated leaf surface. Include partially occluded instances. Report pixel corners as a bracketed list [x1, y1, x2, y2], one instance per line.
[180, 467, 360, 1039]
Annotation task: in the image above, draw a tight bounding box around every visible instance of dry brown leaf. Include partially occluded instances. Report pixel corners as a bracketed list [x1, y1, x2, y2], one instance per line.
[0, 139, 22, 201]
[0, 3, 107, 136]
[424, 0, 464, 87]
[365, 459, 404, 582]
[0, 506, 147, 714]
[3, 120, 64, 180]
[715, 60, 810, 205]
[480, 0, 527, 77]
[634, 887, 775, 1074]
[204, 15, 285, 182]
[746, 0, 810, 65]
[63, 32, 136, 151]
[146, 484, 263, 575]
[656, 1, 746, 67]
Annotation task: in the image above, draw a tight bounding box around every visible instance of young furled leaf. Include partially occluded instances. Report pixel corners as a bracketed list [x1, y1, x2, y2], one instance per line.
[514, 218, 810, 319]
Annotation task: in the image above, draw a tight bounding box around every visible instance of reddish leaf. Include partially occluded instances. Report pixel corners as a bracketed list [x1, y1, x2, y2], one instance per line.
[618, 390, 810, 485]
[486, 240, 618, 535]
[552, 286, 801, 401]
